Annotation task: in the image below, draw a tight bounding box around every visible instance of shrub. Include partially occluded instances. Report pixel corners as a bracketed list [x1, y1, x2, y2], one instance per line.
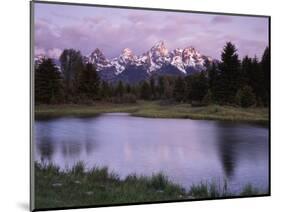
[235, 86, 256, 108]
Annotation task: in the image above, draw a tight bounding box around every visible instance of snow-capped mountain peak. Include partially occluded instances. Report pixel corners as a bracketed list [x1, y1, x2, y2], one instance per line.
[85, 41, 211, 76]
[150, 40, 169, 57]
[87, 48, 111, 70]
[182, 47, 205, 66]
[120, 48, 135, 62]
[35, 41, 212, 83]
[146, 41, 171, 72]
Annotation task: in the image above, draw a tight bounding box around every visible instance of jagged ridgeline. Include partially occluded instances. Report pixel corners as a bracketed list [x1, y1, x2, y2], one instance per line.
[35, 41, 214, 84]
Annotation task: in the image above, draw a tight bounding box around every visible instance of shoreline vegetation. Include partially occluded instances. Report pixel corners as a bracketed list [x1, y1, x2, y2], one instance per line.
[35, 100, 269, 124]
[35, 162, 263, 209]
[35, 42, 269, 125]
[35, 43, 270, 124]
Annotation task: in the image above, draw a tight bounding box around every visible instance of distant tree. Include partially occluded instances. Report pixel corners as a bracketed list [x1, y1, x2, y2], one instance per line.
[163, 76, 174, 99]
[217, 42, 241, 103]
[158, 76, 165, 98]
[241, 56, 253, 86]
[125, 84, 131, 93]
[261, 47, 270, 106]
[100, 80, 111, 99]
[76, 63, 100, 100]
[59, 49, 84, 96]
[116, 81, 124, 97]
[202, 89, 213, 105]
[189, 72, 208, 102]
[150, 78, 156, 99]
[184, 76, 192, 102]
[35, 58, 63, 104]
[251, 56, 263, 97]
[235, 85, 256, 108]
[130, 84, 138, 97]
[140, 81, 151, 100]
[207, 62, 219, 101]
[173, 76, 186, 102]
[241, 55, 265, 106]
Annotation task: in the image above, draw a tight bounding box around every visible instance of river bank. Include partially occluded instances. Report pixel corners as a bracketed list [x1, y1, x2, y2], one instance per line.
[35, 101, 269, 124]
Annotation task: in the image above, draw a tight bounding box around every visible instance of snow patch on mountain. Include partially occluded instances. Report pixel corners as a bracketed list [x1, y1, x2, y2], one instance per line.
[90, 41, 212, 75]
[35, 41, 212, 77]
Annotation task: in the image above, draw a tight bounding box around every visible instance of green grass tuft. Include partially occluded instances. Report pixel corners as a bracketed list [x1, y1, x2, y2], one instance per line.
[240, 183, 259, 196]
[189, 180, 231, 198]
[34, 162, 265, 210]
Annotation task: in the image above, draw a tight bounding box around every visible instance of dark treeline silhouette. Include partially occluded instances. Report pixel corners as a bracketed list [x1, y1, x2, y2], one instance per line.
[35, 42, 270, 107]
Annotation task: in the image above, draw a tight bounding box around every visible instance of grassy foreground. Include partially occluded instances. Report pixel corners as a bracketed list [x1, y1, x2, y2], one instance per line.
[35, 162, 185, 209]
[35, 162, 262, 209]
[35, 101, 269, 123]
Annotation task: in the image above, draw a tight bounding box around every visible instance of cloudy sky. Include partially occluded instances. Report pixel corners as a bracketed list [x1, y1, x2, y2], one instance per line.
[34, 2, 269, 60]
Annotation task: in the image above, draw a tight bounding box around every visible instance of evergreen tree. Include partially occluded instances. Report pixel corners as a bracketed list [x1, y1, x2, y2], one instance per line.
[35, 58, 63, 104]
[150, 78, 156, 99]
[217, 42, 241, 103]
[251, 56, 263, 99]
[241, 55, 264, 104]
[261, 47, 270, 105]
[207, 62, 219, 102]
[130, 84, 138, 97]
[158, 76, 165, 98]
[59, 49, 84, 95]
[173, 76, 186, 102]
[241, 56, 253, 86]
[100, 80, 111, 99]
[76, 63, 100, 100]
[163, 76, 173, 99]
[125, 84, 131, 93]
[140, 81, 151, 100]
[202, 89, 213, 105]
[189, 72, 208, 102]
[184, 76, 193, 102]
[116, 81, 124, 97]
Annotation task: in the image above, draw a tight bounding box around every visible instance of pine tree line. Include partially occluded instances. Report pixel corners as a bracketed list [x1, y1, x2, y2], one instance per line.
[35, 42, 270, 107]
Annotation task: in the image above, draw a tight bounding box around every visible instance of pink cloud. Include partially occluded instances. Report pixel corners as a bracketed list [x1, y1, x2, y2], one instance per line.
[34, 4, 268, 60]
[35, 46, 62, 59]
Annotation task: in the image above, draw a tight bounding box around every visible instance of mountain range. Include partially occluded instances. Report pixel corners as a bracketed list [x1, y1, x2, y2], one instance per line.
[35, 41, 213, 84]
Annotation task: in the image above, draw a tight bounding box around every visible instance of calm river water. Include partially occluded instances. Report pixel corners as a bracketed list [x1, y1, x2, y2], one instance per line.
[35, 113, 269, 193]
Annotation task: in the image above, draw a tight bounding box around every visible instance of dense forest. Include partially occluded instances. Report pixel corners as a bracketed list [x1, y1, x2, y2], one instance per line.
[35, 42, 270, 108]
